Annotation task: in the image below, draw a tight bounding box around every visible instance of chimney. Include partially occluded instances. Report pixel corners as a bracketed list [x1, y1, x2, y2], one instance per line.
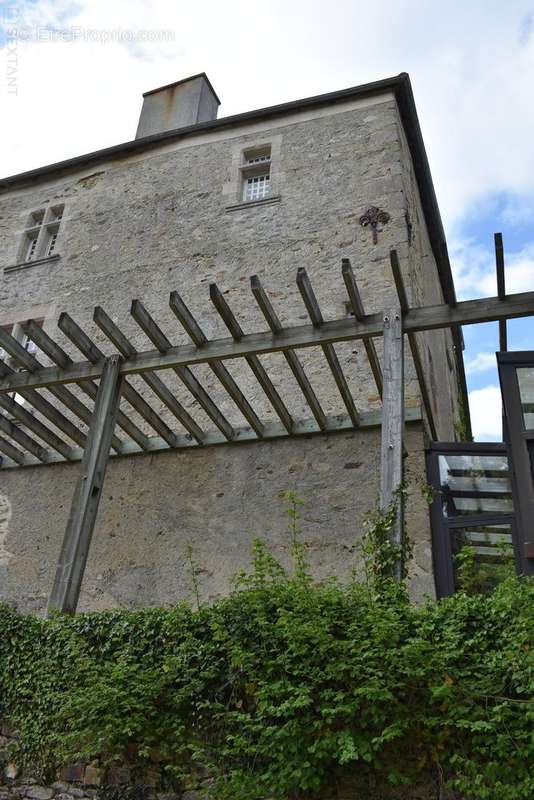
[135, 73, 220, 139]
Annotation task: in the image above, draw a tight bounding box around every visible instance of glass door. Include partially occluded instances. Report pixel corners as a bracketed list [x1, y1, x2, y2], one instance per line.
[498, 352, 534, 574]
[426, 443, 519, 597]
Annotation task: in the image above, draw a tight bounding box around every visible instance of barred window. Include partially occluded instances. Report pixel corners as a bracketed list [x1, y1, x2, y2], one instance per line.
[242, 146, 271, 202]
[245, 173, 270, 202]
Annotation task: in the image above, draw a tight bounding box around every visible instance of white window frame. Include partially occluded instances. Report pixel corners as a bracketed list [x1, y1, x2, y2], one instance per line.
[19, 205, 64, 263]
[241, 146, 272, 203]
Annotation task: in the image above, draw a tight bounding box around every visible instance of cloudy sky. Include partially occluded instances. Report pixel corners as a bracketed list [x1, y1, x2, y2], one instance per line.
[1, 0, 533, 441]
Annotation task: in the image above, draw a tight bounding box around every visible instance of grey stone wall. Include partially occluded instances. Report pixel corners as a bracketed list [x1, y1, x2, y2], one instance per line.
[0, 93, 457, 611]
[0, 424, 432, 613]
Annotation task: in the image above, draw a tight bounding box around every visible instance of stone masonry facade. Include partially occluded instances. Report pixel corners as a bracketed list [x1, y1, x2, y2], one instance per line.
[0, 85, 462, 612]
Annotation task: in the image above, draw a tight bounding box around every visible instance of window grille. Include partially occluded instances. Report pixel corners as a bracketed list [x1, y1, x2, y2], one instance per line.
[245, 173, 270, 202]
[241, 146, 272, 203]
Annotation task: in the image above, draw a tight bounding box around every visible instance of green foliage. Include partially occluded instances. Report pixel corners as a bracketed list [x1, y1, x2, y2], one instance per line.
[454, 387, 472, 442]
[0, 499, 532, 800]
[358, 486, 413, 593]
[455, 542, 515, 596]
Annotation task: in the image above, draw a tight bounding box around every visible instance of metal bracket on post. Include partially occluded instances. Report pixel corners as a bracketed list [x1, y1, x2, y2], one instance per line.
[47, 355, 123, 616]
[380, 308, 404, 579]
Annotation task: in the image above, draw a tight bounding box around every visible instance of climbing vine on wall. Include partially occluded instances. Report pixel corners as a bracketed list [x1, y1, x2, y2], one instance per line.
[0, 495, 533, 800]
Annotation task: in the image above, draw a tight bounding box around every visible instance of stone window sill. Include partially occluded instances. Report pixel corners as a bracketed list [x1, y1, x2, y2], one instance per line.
[4, 253, 61, 275]
[225, 195, 281, 213]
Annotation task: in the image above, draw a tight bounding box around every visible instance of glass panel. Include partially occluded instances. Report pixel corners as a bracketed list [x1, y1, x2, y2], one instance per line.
[244, 173, 270, 202]
[451, 523, 514, 593]
[517, 367, 534, 429]
[438, 453, 512, 517]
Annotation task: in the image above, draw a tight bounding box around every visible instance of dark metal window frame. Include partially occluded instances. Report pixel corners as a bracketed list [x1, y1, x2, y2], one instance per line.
[498, 351, 534, 574]
[426, 441, 520, 598]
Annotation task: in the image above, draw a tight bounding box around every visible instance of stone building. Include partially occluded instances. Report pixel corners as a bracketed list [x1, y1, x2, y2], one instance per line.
[0, 72, 468, 613]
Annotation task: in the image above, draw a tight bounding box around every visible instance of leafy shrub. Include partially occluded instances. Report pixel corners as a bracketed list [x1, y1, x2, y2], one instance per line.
[0, 496, 532, 799]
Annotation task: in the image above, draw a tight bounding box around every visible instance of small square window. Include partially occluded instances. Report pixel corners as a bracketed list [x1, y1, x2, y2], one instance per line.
[241, 146, 272, 202]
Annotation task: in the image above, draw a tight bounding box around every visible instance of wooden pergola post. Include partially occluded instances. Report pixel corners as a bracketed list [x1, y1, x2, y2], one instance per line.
[47, 355, 123, 616]
[380, 308, 404, 579]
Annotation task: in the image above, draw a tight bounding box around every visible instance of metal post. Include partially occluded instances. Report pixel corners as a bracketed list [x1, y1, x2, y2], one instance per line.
[47, 355, 123, 615]
[380, 308, 404, 578]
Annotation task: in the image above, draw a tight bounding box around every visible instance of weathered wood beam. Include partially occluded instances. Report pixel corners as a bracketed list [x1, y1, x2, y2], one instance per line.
[21, 319, 136, 453]
[22, 319, 122, 453]
[93, 306, 204, 444]
[251, 275, 327, 430]
[130, 299, 234, 440]
[2, 289, 534, 393]
[341, 258, 383, 397]
[494, 233, 507, 353]
[0, 360, 87, 447]
[0, 413, 48, 462]
[169, 291, 264, 437]
[297, 267, 360, 427]
[0, 328, 89, 448]
[0, 433, 25, 464]
[0, 393, 73, 460]
[380, 308, 404, 579]
[47, 356, 123, 616]
[389, 250, 437, 441]
[58, 313, 173, 448]
[0, 407, 423, 469]
[209, 283, 293, 433]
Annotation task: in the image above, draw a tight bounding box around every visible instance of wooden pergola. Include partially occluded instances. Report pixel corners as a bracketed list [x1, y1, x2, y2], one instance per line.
[0, 247, 532, 614]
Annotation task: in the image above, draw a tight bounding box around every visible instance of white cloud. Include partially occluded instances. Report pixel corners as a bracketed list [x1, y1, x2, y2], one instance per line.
[468, 385, 503, 441]
[465, 352, 498, 375]
[450, 238, 534, 300]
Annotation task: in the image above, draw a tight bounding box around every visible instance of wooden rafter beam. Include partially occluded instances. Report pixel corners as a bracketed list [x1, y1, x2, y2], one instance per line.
[131, 299, 235, 441]
[0, 407, 423, 469]
[0, 360, 87, 447]
[296, 267, 360, 427]
[341, 258, 383, 397]
[209, 282, 294, 433]
[1, 289, 533, 394]
[58, 312, 174, 448]
[22, 319, 138, 453]
[0, 392, 73, 460]
[169, 291, 265, 437]
[389, 250, 437, 441]
[251, 274, 327, 430]
[93, 306, 204, 444]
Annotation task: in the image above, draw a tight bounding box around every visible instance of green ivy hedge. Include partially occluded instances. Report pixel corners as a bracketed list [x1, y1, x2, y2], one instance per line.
[1, 551, 533, 800]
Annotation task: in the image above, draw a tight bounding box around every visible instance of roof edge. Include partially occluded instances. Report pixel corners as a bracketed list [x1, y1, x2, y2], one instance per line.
[0, 74, 404, 190]
[390, 74, 471, 437]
